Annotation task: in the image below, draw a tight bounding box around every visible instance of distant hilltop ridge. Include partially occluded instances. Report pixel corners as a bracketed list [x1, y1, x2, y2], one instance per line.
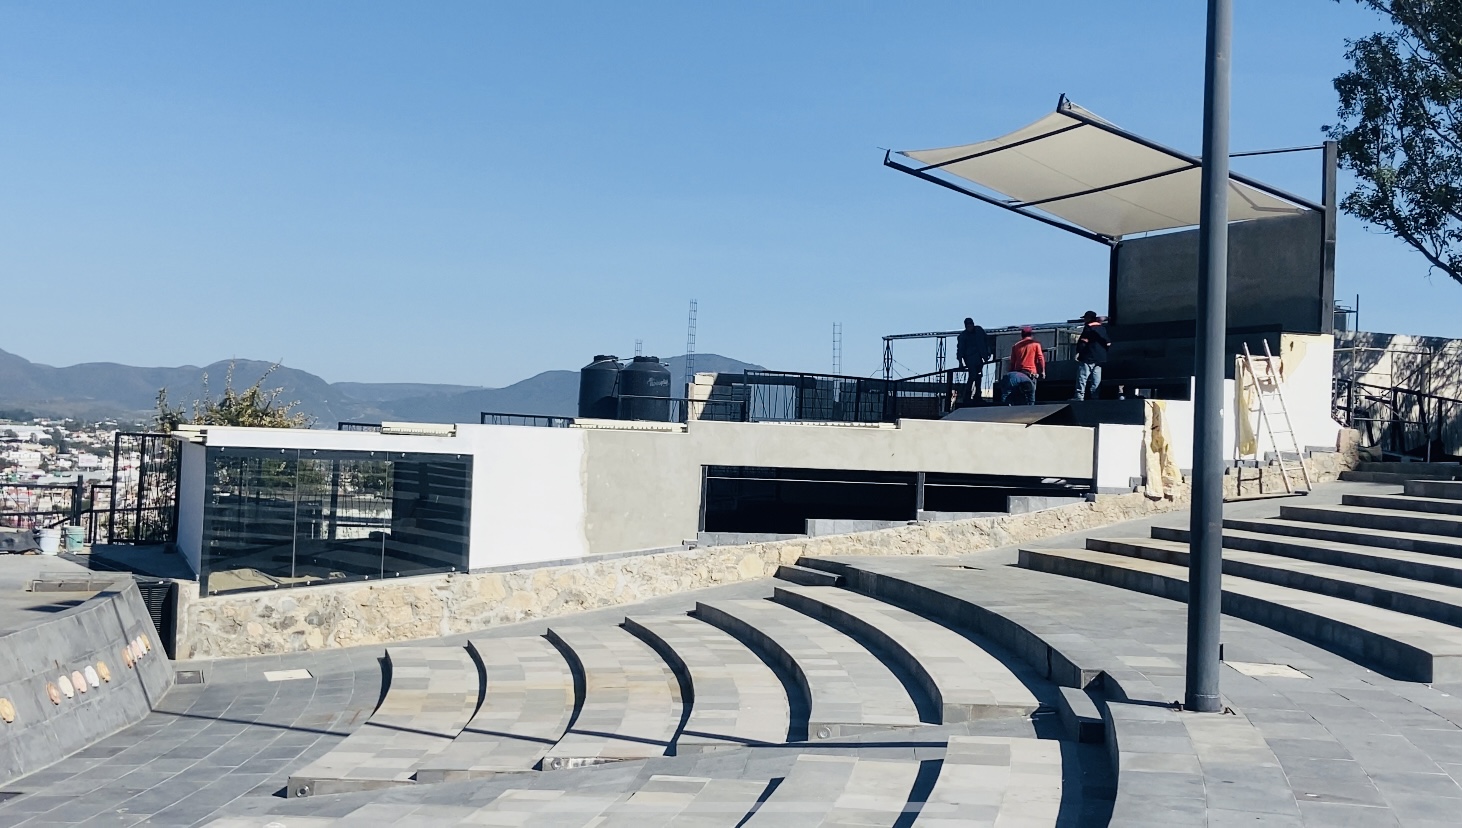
[0, 348, 763, 426]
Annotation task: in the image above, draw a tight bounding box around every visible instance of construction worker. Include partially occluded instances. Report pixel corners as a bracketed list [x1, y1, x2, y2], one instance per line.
[1009, 326, 1045, 403]
[1073, 311, 1111, 401]
[956, 318, 991, 403]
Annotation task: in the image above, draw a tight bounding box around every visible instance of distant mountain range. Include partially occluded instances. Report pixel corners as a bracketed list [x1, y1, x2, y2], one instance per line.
[0, 348, 763, 426]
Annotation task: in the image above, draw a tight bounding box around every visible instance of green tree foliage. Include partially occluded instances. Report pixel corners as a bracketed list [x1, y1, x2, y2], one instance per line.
[154, 362, 314, 433]
[1327, 1, 1462, 283]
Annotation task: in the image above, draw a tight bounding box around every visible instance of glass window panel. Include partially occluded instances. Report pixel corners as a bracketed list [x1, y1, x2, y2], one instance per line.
[199, 447, 471, 595]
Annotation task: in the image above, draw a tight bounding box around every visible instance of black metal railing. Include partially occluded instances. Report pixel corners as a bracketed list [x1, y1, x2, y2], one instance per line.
[0, 480, 84, 530]
[107, 432, 180, 545]
[480, 412, 575, 428]
[612, 396, 749, 424]
[1340, 381, 1462, 461]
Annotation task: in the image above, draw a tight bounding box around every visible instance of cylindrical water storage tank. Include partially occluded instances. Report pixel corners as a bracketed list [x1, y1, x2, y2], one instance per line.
[620, 356, 673, 421]
[578, 355, 622, 419]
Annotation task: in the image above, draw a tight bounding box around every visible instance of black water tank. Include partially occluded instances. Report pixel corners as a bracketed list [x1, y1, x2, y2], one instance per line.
[578, 355, 622, 419]
[620, 356, 673, 421]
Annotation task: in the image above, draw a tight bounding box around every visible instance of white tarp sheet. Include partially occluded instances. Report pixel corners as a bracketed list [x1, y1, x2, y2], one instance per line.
[899, 105, 1309, 237]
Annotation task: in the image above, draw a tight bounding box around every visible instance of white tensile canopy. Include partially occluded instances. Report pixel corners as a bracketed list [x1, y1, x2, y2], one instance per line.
[893, 100, 1314, 239]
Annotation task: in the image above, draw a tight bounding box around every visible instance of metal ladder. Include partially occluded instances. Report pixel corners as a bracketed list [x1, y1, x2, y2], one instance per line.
[1241, 341, 1312, 494]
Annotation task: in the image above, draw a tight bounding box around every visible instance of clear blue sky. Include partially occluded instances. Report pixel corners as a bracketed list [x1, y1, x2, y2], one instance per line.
[0, 1, 1449, 386]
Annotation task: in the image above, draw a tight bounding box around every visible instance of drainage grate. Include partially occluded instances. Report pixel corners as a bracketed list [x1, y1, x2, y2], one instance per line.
[174, 669, 205, 685]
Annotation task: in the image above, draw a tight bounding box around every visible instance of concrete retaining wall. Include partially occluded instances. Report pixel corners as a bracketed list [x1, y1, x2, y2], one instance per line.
[0, 580, 174, 786]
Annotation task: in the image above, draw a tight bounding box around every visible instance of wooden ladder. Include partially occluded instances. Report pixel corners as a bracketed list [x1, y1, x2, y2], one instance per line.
[1241, 341, 1312, 494]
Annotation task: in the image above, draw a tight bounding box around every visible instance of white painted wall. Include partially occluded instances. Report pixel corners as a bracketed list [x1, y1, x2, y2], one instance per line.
[1095, 424, 1143, 492]
[454, 424, 589, 569]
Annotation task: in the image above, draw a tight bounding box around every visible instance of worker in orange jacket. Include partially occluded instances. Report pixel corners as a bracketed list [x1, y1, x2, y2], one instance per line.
[1008, 326, 1045, 405]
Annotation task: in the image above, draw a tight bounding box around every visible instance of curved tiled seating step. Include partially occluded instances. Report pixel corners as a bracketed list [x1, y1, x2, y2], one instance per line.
[695, 598, 922, 739]
[1344, 492, 1462, 515]
[911, 736, 1063, 826]
[1153, 524, 1462, 589]
[1224, 516, 1462, 559]
[797, 557, 1111, 691]
[1280, 503, 1462, 538]
[541, 624, 684, 770]
[414, 636, 575, 782]
[286, 645, 480, 797]
[742, 753, 923, 826]
[623, 614, 791, 752]
[1018, 547, 1462, 682]
[1089, 536, 1462, 628]
[771, 585, 1040, 723]
[1406, 479, 1462, 499]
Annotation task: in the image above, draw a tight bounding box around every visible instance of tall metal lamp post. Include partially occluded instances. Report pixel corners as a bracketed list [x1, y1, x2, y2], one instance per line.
[1186, 0, 1231, 713]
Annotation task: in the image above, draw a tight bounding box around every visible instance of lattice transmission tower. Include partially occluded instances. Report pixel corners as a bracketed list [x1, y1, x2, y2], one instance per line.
[683, 299, 698, 390]
[832, 322, 843, 375]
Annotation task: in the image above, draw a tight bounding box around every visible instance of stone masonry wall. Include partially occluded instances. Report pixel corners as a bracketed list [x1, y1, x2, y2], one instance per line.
[175, 451, 1353, 660]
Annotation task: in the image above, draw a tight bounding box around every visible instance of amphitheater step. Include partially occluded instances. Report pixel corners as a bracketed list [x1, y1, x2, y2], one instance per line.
[1342, 492, 1462, 516]
[1088, 536, 1462, 629]
[695, 598, 923, 738]
[771, 585, 1040, 723]
[1153, 525, 1462, 589]
[1280, 503, 1462, 538]
[286, 646, 480, 797]
[1407, 479, 1462, 499]
[1018, 547, 1462, 682]
[774, 563, 842, 587]
[623, 614, 791, 752]
[590, 775, 714, 826]
[912, 736, 1063, 826]
[742, 754, 922, 826]
[1056, 686, 1104, 744]
[1356, 461, 1462, 475]
[414, 636, 575, 782]
[540, 625, 684, 770]
[1224, 516, 1462, 559]
[1338, 471, 1454, 484]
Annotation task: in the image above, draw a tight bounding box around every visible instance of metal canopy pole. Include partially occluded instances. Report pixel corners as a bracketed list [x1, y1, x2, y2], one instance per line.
[1187, 0, 1231, 714]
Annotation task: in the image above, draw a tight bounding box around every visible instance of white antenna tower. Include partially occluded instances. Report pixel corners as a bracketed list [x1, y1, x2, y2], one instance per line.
[683, 299, 698, 389]
[832, 322, 843, 375]
[634, 339, 643, 357]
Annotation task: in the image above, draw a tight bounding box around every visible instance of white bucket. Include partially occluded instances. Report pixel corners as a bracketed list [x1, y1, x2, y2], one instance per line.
[37, 528, 61, 555]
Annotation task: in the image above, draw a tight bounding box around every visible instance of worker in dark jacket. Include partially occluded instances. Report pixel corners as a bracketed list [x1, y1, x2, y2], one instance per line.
[955, 318, 991, 403]
[1074, 311, 1111, 401]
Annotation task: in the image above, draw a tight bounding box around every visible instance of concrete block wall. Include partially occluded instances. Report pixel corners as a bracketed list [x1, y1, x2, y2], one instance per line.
[0, 580, 174, 786]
